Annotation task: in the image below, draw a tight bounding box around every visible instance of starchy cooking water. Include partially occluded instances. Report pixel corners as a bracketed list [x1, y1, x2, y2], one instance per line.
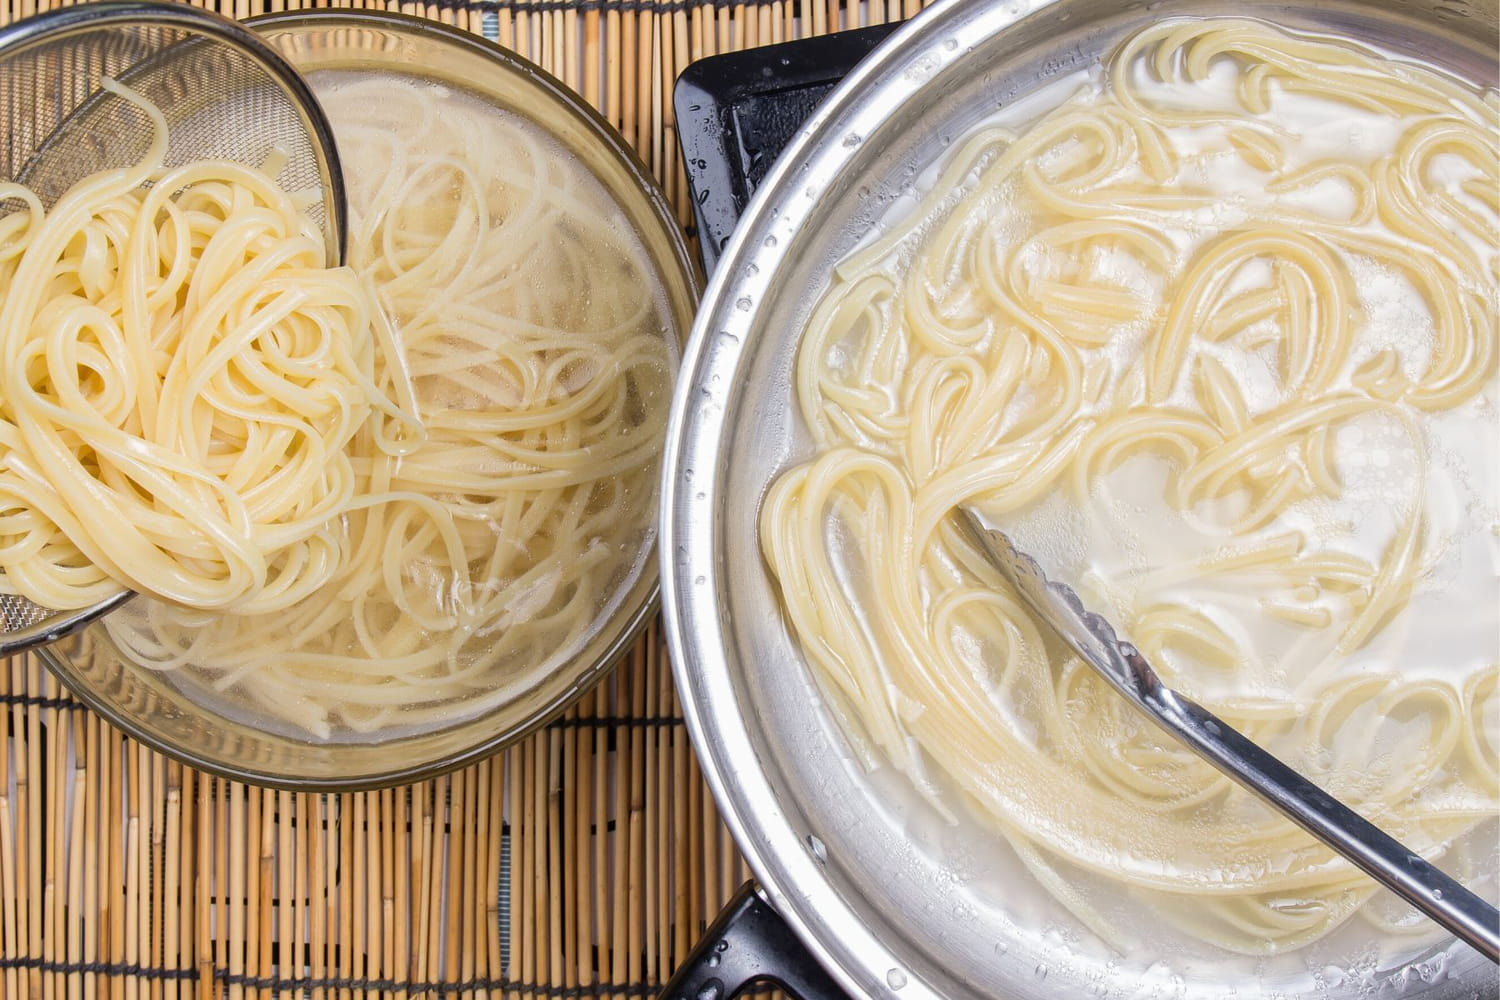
[760, 15, 1499, 985]
[96, 70, 677, 741]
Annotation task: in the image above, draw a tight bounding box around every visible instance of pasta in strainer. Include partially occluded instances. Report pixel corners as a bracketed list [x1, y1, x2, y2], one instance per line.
[0, 80, 376, 615]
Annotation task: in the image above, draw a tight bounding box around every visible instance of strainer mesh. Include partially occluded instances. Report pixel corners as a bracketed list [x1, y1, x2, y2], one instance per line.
[0, 8, 341, 641]
[3, 21, 329, 229]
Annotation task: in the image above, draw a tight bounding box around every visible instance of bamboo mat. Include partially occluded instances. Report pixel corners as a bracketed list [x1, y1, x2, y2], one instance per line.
[0, 0, 926, 994]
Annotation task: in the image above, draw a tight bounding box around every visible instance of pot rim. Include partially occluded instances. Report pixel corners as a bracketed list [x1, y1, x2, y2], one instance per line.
[659, 0, 1498, 993]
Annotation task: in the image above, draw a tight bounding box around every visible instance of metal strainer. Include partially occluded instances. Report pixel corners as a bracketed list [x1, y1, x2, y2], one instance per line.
[0, 0, 349, 654]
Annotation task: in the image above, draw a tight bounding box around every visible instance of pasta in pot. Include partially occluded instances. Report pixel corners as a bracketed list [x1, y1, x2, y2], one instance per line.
[761, 18, 1498, 954]
[102, 74, 675, 739]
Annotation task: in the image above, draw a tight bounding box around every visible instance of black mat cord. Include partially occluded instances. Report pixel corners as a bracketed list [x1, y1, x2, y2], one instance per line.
[0, 958, 665, 997]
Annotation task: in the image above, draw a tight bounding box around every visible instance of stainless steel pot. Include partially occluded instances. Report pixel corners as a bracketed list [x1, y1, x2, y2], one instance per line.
[658, 0, 1499, 996]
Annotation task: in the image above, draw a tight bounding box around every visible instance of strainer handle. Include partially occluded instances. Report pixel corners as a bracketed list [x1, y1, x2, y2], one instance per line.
[0, 590, 133, 657]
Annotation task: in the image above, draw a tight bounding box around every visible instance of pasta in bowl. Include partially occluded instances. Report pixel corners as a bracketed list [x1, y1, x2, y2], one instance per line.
[31, 12, 696, 787]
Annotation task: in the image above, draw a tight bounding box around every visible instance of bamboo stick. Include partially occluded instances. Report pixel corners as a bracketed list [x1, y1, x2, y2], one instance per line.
[104, 728, 123, 1000]
[307, 794, 327, 1000]
[293, 793, 311, 997]
[349, 791, 365, 999]
[642, 5, 659, 169]
[25, 656, 43, 1000]
[483, 762, 504, 986]
[561, 5, 578, 91]
[546, 729, 563, 992]
[391, 785, 409, 1000]
[365, 789, 384, 989]
[195, 775, 212, 1000]
[411, 781, 434, 988]
[645, 632, 664, 984]
[564, 719, 579, 995]
[571, 714, 590, 989]
[255, 788, 273, 1000]
[506, 747, 523, 997]
[446, 770, 467, 987]
[159, 754, 176, 1000]
[672, 674, 692, 967]
[0, 662, 16, 1000]
[583, 5, 601, 110]
[624, 646, 646, 989]
[619, 4, 637, 148]
[239, 787, 258, 1000]
[469, 762, 491, 995]
[179, 766, 196, 1000]
[148, 752, 165, 1000]
[124, 734, 142, 1000]
[530, 739, 546, 992]
[216, 778, 232, 1000]
[687, 735, 705, 942]
[669, 7, 690, 225]
[227, 780, 246, 1000]
[82, 713, 101, 1000]
[42, 668, 58, 1000]
[275, 789, 294, 993]
[588, 685, 608, 991]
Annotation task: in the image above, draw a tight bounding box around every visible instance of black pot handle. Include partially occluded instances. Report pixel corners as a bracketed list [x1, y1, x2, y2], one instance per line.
[660, 881, 853, 1000]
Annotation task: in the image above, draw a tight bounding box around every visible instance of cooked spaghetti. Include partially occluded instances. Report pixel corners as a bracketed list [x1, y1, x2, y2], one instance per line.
[103, 74, 674, 738]
[0, 78, 375, 614]
[761, 18, 1498, 954]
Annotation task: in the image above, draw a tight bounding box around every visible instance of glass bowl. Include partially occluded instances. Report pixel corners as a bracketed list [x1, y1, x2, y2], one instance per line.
[39, 9, 698, 790]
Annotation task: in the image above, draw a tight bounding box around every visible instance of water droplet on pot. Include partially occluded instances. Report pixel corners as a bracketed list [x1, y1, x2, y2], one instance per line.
[886, 968, 908, 990]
